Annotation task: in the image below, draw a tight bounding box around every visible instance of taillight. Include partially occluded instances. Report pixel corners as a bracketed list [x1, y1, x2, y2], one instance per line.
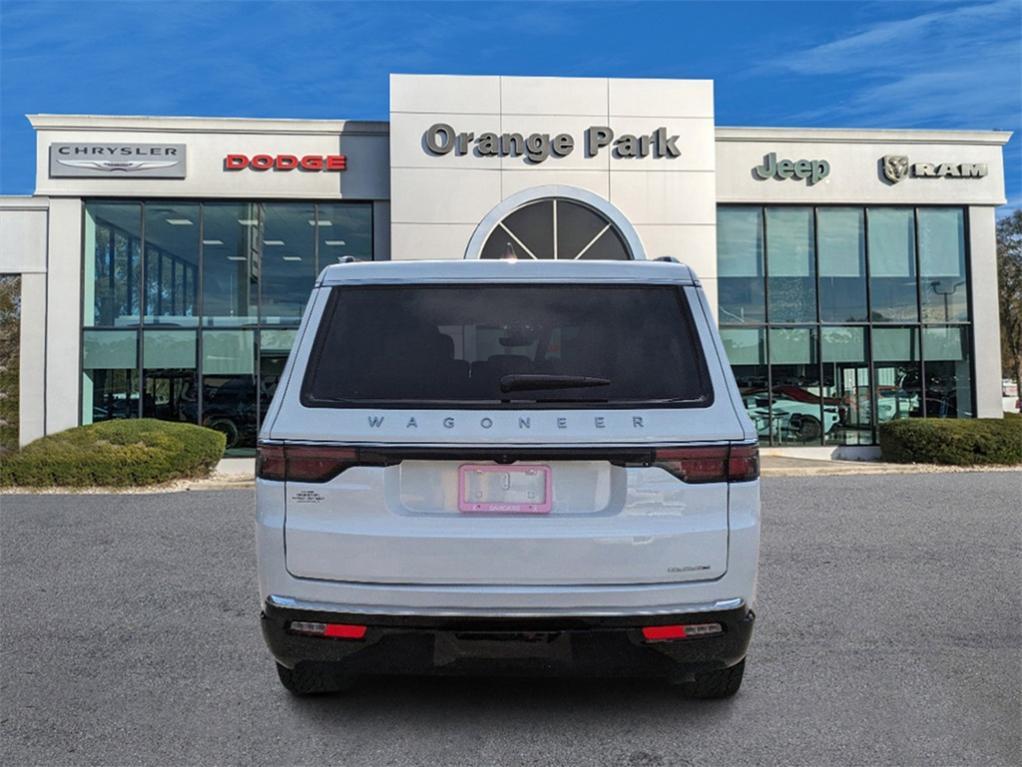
[727, 443, 760, 482]
[652, 443, 759, 483]
[257, 443, 370, 482]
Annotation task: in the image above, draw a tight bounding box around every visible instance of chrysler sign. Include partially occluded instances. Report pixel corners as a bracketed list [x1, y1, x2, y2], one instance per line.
[49, 143, 186, 178]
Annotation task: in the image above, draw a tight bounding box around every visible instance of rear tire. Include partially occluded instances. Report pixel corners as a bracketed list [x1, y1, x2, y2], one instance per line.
[680, 659, 745, 700]
[275, 662, 355, 696]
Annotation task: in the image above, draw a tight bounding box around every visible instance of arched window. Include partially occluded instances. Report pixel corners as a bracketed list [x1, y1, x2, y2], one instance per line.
[478, 197, 633, 260]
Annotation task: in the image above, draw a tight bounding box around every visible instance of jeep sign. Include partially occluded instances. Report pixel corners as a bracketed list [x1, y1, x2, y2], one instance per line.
[753, 153, 830, 185]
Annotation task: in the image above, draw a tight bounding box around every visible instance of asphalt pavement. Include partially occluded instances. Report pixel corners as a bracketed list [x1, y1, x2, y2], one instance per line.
[1, 473, 1020, 767]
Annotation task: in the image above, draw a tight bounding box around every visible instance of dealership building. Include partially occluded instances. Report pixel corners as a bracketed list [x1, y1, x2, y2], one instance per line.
[0, 74, 1011, 454]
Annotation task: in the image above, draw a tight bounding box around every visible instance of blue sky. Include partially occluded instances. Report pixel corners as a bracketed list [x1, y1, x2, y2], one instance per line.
[2, 0, 1019, 212]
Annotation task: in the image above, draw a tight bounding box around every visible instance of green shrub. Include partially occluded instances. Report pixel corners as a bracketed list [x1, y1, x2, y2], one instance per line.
[0, 419, 226, 487]
[879, 416, 1022, 466]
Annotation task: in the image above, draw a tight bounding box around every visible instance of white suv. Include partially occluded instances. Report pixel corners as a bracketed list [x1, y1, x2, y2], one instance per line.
[256, 259, 760, 698]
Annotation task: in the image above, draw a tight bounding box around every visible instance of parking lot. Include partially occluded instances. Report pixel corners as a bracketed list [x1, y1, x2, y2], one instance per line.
[1, 472, 1019, 767]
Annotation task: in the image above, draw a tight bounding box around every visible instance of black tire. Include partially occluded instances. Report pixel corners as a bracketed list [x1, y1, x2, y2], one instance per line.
[275, 662, 354, 696]
[681, 659, 745, 700]
[793, 414, 822, 442]
[206, 418, 240, 450]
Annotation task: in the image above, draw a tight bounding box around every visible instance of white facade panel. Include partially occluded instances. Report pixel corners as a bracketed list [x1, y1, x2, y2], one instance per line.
[500, 76, 608, 117]
[0, 202, 49, 273]
[390, 168, 501, 225]
[499, 170, 610, 200]
[44, 198, 82, 435]
[609, 171, 717, 225]
[31, 117, 389, 201]
[716, 134, 1007, 205]
[391, 223, 478, 260]
[608, 78, 713, 118]
[390, 74, 501, 114]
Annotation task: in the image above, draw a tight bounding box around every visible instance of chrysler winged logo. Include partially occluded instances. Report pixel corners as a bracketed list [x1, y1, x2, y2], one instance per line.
[882, 155, 910, 184]
[56, 158, 179, 173]
[49, 143, 187, 178]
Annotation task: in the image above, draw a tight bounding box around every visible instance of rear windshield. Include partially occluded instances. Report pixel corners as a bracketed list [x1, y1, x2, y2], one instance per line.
[301, 284, 713, 409]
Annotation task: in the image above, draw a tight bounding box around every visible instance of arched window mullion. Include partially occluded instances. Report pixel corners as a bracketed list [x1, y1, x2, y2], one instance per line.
[498, 222, 538, 260]
[573, 224, 612, 260]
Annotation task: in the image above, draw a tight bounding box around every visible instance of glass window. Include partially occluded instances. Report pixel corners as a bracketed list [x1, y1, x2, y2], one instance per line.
[81, 329, 138, 424]
[202, 203, 259, 327]
[316, 203, 373, 264]
[303, 286, 712, 407]
[818, 208, 867, 322]
[259, 328, 297, 423]
[923, 326, 973, 417]
[766, 208, 815, 323]
[84, 203, 141, 327]
[821, 326, 872, 445]
[717, 207, 765, 324]
[202, 330, 257, 454]
[872, 327, 922, 422]
[769, 328, 823, 444]
[720, 328, 769, 440]
[918, 208, 968, 322]
[144, 204, 199, 326]
[479, 199, 631, 261]
[261, 203, 317, 324]
[142, 330, 197, 422]
[867, 208, 918, 322]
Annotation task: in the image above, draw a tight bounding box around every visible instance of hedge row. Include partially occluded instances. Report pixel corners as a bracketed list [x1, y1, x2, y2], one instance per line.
[878, 414, 1022, 466]
[0, 419, 226, 487]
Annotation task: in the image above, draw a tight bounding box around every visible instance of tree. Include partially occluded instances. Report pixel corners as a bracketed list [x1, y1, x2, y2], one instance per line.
[0, 275, 21, 452]
[998, 210, 1022, 390]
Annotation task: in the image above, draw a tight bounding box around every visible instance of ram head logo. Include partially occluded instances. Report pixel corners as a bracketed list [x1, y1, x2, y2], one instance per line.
[882, 155, 910, 184]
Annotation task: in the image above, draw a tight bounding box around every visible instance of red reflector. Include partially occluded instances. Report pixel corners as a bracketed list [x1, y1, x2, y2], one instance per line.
[322, 623, 367, 640]
[642, 625, 688, 641]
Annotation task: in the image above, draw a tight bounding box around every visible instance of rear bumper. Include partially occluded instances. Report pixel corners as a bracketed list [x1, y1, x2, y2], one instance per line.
[261, 600, 755, 681]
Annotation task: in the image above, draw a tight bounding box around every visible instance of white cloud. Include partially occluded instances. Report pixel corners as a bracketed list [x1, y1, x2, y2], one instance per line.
[763, 0, 1021, 129]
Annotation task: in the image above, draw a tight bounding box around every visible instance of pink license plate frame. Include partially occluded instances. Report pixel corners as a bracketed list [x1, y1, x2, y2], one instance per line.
[457, 464, 553, 514]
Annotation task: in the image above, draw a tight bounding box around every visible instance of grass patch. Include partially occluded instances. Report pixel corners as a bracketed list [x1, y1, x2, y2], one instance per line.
[879, 414, 1022, 466]
[0, 419, 226, 487]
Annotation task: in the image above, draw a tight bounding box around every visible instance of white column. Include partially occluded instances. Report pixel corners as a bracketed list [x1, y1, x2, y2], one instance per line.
[44, 198, 82, 435]
[18, 273, 46, 445]
[967, 206, 1003, 418]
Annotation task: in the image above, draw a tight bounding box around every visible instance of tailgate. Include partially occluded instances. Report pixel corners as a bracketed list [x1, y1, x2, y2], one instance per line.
[283, 457, 728, 586]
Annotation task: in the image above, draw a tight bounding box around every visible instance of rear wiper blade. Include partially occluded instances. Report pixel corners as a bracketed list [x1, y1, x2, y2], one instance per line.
[500, 374, 611, 393]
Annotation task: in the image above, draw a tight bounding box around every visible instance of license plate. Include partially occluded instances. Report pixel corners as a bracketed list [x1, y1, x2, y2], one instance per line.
[458, 464, 552, 514]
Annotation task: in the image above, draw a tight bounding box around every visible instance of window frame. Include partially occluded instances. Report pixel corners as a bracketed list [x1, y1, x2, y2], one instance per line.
[717, 203, 974, 446]
[79, 199, 375, 443]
